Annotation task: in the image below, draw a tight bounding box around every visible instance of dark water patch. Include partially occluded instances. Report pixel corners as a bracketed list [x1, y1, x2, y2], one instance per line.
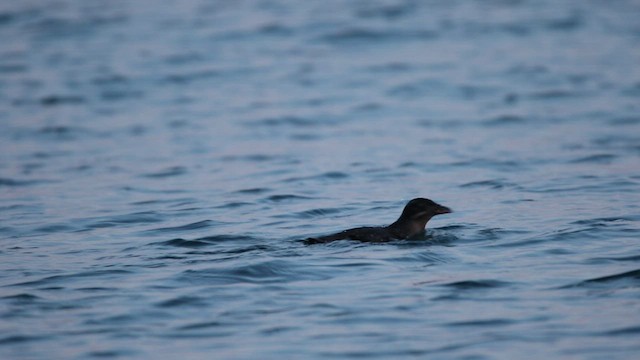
[82, 212, 164, 229]
[120, 186, 188, 194]
[141, 166, 188, 178]
[264, 194, 314, 202]
[460, 179, 518, 190]
[86, 349, 137, 358]
[156, 295, 207, 308]
[9, 125, 101, 142]
[571, 216, 638, 227]
[608, 116, 640, 126]
[77, 287, 116, 292]
[220, 154, 289, 163]
[177, 321, 224, 331]
[8, 269, 132, 288]
[1, 293, 40, 302]
[450, 159, 523, 171]
[365, 62, 413, 73]
[0, 334, 49, 345]
[389, 250, 455, 264]
[387, 78, 445, 98]
[284, 171, 349, 183]
[100, 89, 144, 102]
[445, 318, 515, 327]
[318, 28, 437, 44]
[161, 69, 219, 85]
[144, 220, 216, 234]
[280, 207, 343, 219]
[528, 89, 584, 100]
[475, 227, 530, 242]
[256, 23, 294, 36]
[0, 12, 15, 25]
[440, 279, 511, 290]
[152, 234, 253, 248]
[0, 177, 55, 187]
[544, 13, 583, 31]
[234, 187, 270, 194]
[34, 223, 77, 233]
[214, 201, 252, 209]
[622, 82, 640, 97]
[130, 197, 197, 206]
[587, 255, 640, 264]
[604, 326, 640, 336]
[569, 154, 617, 164]
[482, 114, 527, 126]
[0, 63, 27, 73]
[406, 231, 460, 247]
[561, 269, 640, 289]
[355, 2, 415, 19]
[92, 74, 130, 85]
[177, 260, 329, 285]
[40, 95, 85, 106]
[153, 238, 214, 249]
[164, 52, 205, 65]
[247, 115, 330, 128]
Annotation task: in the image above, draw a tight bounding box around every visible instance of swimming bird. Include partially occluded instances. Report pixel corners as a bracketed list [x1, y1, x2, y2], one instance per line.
[304, 198, 452, 244]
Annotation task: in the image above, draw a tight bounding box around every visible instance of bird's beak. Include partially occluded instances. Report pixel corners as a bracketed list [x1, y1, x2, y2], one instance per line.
[436, 206, 452, 214]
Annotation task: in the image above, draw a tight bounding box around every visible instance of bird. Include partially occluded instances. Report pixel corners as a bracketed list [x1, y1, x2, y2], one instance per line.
[304, 198, 452, 244]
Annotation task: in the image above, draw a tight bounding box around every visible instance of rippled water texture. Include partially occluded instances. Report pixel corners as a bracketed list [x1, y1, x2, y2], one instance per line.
[2, 0, 640, 359]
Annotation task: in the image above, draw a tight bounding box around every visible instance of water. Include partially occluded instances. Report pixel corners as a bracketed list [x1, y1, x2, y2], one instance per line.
[1, 0, 640, 358]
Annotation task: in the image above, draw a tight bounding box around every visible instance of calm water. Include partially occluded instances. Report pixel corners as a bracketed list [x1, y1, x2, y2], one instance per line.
[1, 0, 640, 359]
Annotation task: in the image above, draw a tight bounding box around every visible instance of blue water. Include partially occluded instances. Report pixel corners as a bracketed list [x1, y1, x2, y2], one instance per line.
[1, 0, 640, 358]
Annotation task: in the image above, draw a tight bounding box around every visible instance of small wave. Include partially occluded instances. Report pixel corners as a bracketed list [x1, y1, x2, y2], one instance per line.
[319, 28, 437, 44]
[156, 295, 207, 308]
[264, 194, 314, 202]
[177, 260, 329, 285]
[277, 207, 343, 219]
[83, 212, 164, 229]
[221, 154, 281, 162]
[177, 321, 224, 331]
[561, 269, 640, 288]
[459, 179, 518, 189]
[8, 269, 132, 288]
[145, 220, 216, 234]
[445, 318, 515, 327]
[34, 223, 77, 233]
[571, 216, 637, 226]
[247, 115, 326, 128]
[284, 171, 349, 183]
[604, 325, 640, 336]
[234, 187, 271, 194]
[587, 254, 640, 263]
[569, 154, 617, 164]
[449, 159, 522, 171]
[151, 235, 253, 248]
[440, 279, 511, 289]
[141, 166, 188, 178]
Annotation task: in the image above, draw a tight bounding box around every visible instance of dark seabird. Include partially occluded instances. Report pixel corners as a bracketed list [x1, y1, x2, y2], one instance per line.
[305, 198, 451, 244]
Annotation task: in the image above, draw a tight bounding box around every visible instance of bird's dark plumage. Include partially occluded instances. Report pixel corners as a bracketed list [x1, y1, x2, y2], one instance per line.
[305, 198, 451, 244]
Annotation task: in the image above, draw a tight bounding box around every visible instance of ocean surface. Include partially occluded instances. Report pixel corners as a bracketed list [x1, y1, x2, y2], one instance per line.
[1, 0, 640, 359]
